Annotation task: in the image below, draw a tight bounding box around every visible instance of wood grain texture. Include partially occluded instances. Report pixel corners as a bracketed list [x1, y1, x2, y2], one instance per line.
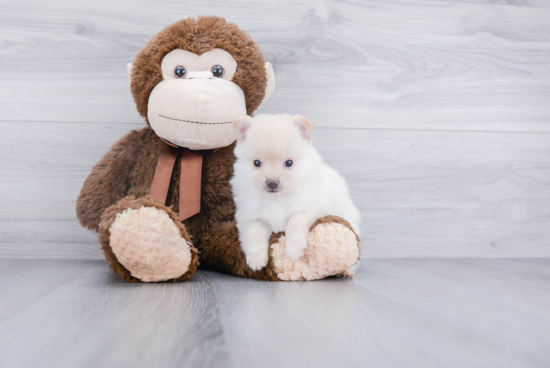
[0, 259, 98, 321]
[1, 0, 550, 259]
[0, 259, 548, 368]
[1, 121, 549, 259]
[0, 261, 231, 368]
[434, 0, 550, 8]
[0, 0, 549, 132]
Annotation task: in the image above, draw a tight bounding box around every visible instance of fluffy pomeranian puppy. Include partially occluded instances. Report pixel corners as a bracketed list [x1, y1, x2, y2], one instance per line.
[230, 113, 361, 271]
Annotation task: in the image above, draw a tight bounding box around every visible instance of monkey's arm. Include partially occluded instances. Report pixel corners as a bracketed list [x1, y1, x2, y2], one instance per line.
[76, 127, 155, 231]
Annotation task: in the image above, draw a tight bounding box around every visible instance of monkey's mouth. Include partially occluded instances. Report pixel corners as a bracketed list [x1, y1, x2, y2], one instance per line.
[151, 114, 238, 151]
[158, 115, 233, 125]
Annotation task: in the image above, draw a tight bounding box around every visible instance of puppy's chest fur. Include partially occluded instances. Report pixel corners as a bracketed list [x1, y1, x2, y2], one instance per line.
[256, 191, 306, 233]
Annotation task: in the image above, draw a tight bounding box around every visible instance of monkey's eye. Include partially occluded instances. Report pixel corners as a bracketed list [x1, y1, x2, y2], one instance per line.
[174, 66, 187, 79]
[285, 160, 293, 168]
[211, 65, 225, 78]
[254, 160, 262, 168]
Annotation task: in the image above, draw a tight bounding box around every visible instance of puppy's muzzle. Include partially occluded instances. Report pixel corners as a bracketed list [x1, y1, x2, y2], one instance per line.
[266, 179, 279, 192]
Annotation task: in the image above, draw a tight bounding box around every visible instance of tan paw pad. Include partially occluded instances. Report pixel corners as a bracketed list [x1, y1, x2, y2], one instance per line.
[109, 207, 192, 282]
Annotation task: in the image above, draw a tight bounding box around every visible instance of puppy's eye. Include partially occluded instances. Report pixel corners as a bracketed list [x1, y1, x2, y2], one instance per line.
[254, 160, 262, 168]
[285, 160, 293, 168]
[174, 65, 186, 78]
[211, 65, 225, 78]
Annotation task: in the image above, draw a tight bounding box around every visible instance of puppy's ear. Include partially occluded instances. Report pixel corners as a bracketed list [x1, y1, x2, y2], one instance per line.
[291, 115, 313, 141]
[234, 115, 253, 141]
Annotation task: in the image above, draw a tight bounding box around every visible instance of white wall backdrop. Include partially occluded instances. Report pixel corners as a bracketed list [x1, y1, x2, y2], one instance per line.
[1, 0, 549, 259]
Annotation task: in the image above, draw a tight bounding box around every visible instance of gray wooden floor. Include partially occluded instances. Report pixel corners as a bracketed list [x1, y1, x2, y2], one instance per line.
[0, 259, 548, 368]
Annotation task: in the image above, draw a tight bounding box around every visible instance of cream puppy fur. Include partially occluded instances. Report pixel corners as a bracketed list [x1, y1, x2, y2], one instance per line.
[231, 113, 361, 271]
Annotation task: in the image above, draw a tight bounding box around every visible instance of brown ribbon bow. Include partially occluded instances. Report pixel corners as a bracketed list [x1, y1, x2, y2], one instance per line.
[150, 140, 203, 221]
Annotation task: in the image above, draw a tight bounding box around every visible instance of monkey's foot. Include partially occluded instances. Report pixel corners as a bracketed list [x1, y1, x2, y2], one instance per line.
[99, 196, 198, 283]
[269, 216, 360, 281]
[109, 207, 193, 282]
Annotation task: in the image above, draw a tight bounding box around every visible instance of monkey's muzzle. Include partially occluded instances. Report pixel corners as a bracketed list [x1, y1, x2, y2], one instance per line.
[148, 77, 246, 150]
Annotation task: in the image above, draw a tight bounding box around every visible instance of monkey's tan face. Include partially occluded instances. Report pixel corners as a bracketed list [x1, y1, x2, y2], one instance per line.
[146, 48, 248, 150]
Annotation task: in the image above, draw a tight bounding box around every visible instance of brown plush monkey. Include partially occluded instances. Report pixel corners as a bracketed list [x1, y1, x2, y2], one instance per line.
[76, 16, 360, 282]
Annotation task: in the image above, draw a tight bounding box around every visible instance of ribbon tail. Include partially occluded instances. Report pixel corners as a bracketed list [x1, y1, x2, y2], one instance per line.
[179, 148, 203, 221]
[150, 144, 179, 205]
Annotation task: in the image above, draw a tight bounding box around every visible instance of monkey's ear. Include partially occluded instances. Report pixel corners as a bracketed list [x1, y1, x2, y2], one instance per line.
[261, 62, 276, 103]
[234, 115, 253, 141]
[127, 63, 133, 83]
[291, 115, 314, 141]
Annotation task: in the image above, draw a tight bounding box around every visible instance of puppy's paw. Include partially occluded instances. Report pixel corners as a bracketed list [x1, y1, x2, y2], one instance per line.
[285, 231, 308, 261]
[245, 250, 269, 271]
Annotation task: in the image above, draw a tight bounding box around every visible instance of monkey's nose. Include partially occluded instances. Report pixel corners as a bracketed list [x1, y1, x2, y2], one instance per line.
[186, 71, 214, 79]
[266, 179, 279, 190]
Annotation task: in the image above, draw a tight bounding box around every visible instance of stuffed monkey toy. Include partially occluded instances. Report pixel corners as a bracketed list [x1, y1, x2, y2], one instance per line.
[76, 16, 360, 282]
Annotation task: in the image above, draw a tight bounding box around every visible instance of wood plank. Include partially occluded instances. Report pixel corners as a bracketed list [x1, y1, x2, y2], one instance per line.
[0, 259, 548, 367]
[0, 220, 102, 260]
[1, 121, 550, 259]
[354, 258, 550, 328]
[329, 128, 550, 258]
[0, 262, 231, 368]
[432, 0, 550, 8]
[0, 259, 99, 321]
[0, 0, 549, 132]
[209, 259, 550, 368]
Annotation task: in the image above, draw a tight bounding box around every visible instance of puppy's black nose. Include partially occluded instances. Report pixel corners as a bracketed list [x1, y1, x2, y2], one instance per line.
[266, 179, 279, 190]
